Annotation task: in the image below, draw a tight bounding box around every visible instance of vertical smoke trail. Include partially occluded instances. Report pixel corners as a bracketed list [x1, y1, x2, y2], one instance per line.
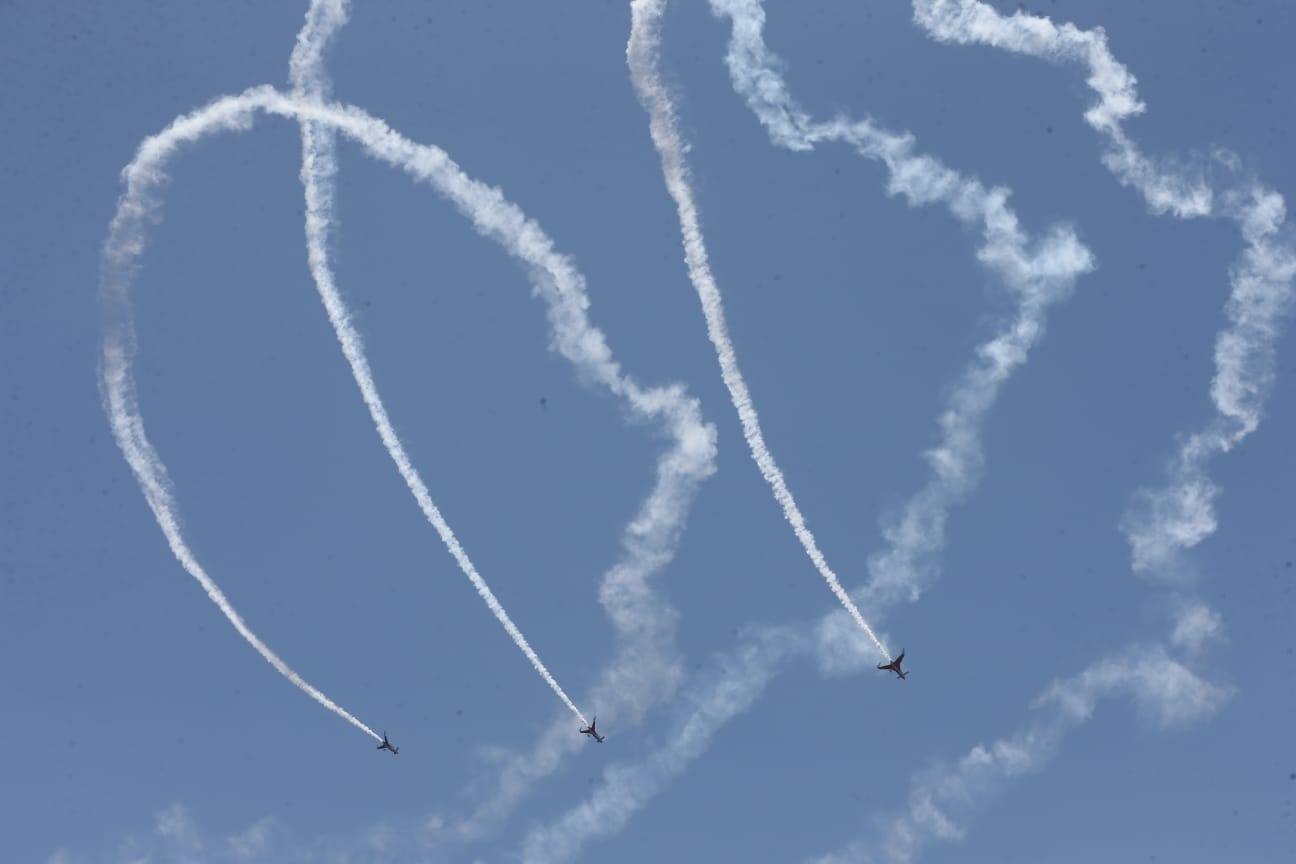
[447, 404, 716, 846]
[709, 0, 1095, 653]
[99, 96, 381, 742]
[449, 379, 717, 843]
[514, 4, 1096, 860]
[287, 2, 588, 723]
[628, 0, 889, 661]
[288, 9, 717, 830]
[275, 82, 717, 836]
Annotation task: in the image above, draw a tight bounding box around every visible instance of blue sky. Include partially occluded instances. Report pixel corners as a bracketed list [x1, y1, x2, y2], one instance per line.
[3, 1, 1295, 862]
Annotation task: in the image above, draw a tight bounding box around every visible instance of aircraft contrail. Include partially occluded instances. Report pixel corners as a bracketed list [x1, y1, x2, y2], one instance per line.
[640, 0, 1092, 654]
[285, 2, 715, 830]
[100, 86, 583, 733]
[284, 0, 596, 724]
[627, 0, 890, 660]
[635, 0, 1092, 663]
[907, 0, 1296, 578]
[513, 3, 1097, 858]
[450, 382, 717, 842]
[99, 96, 381, 742]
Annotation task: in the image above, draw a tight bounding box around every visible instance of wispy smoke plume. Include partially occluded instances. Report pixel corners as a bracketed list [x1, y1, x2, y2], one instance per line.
[810, 647, 1228, 864]
[512, 2, 1094, 858]
[908, 0, 1296, 579]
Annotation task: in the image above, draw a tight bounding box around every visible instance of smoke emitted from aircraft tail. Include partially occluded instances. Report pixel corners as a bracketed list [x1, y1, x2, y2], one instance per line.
[285, 1, 598, 725]
[703, 0, 1093, 653]
[100, 88, 594, 735]
[628, 0, 890, 661]
[98, 98, 380, 743]
[452, 392, 716, 842]
[517, 625, 807, 864]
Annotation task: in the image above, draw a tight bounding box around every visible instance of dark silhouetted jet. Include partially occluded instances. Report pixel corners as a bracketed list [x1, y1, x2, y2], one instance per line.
[377, 732, 399, 754]
[579, 717, 605, 743]
[877, 650, 908, 680]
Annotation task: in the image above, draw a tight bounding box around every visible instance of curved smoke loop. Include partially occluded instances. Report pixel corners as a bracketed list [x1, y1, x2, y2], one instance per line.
[102, 0, 716, 745]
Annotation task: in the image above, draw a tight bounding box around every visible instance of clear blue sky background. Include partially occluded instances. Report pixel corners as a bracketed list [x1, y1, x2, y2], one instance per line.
[2, 1, 1294, 862]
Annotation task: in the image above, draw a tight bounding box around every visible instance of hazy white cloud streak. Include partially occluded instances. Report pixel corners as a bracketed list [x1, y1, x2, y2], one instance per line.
[809, 647, 1229, 864]
[101, 802, 396, 864]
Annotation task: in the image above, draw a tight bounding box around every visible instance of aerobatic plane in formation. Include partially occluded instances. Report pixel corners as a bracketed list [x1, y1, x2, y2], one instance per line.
[579, 717, 605, 743]
[877, 650, 908, 680]
[377, 732, 399, 754]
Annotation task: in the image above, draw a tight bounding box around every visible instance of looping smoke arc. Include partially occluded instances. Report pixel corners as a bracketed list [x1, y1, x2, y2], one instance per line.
[629, 0, 892, 662]
[101, 74, 720, 738]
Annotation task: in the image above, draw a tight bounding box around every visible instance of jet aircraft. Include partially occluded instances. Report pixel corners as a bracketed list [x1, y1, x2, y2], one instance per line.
[377, 732, 399, 754]
[579, 717, 605, 743]
[877, 650, 908, 680]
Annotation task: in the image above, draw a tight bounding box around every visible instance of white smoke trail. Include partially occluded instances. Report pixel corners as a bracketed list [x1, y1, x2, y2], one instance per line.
[97, 88, 577, 736]
[284, 9, 582, 725]
[283, 0, 590, 722]
[1123, 188, 1295, 576]
[518, 625, 808, 864]
[512, 3, 1095, 858]
[805, 6, 1296, 860]
[907, 0, 1296, 578]
[808, 646, 1229, 864]
[710, 0, 1094, 644]
[910, 0, 1212, 219]
[99, 93, 380, 741]
[450, 385, 716, 842]
[628, 0, 889, 661]
[284, 1, 716, 834]
[105, 79, 726, 734]
[290, 0, 347, 310]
